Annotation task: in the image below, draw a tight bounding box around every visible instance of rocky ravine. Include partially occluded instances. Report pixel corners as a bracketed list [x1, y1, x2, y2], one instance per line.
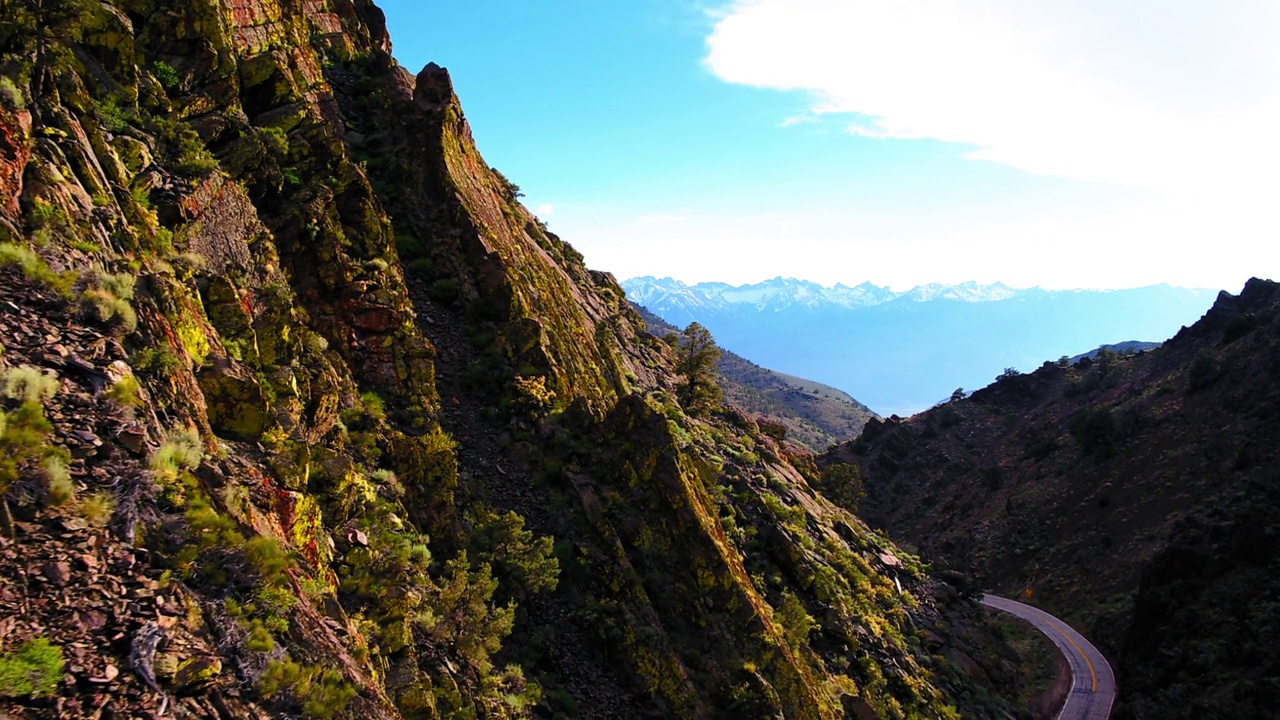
[829, 279, 1280, 719]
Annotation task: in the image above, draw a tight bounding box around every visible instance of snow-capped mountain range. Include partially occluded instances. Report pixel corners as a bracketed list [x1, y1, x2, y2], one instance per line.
[622, 277, 1019, 321]
[621, 276, 1221, 416]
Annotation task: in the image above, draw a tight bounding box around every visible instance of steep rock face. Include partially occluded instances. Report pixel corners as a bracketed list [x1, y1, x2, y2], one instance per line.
[0, 2, 1025, 718]
[332, 56, 658, 414]
[829, 279, 1280, 718]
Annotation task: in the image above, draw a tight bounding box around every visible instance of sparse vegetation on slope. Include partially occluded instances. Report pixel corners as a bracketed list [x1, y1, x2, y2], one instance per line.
[830, 279, 1280, 718]
[0, 2, 1032, 718]
[636, 304, 877, 450]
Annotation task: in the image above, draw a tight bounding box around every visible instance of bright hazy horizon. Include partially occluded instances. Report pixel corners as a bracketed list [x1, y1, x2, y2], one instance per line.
[376, 1, 1280, 293]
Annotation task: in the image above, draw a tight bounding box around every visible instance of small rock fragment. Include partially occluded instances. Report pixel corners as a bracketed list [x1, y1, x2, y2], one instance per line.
[43, 560, 72, 586]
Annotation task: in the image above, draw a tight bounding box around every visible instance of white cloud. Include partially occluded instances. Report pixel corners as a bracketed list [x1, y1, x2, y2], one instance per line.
[779, 113, 819, 128]
[535, 202, 555, 218]
[705, 0, 1280, 200]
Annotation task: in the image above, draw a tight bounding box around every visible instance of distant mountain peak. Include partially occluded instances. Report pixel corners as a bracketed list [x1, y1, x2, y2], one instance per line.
[895, 281, 1018, 303]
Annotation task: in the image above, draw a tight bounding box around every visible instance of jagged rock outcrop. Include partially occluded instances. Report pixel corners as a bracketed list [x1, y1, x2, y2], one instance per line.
[0, 2, 1028, 718]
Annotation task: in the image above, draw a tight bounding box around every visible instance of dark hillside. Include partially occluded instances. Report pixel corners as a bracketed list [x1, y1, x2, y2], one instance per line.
[827, 279, 1280, 718]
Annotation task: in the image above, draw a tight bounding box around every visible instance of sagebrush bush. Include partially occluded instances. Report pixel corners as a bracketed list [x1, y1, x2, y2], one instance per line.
[149, 427, 204, 482]
[81, 270, 138, 332]
[43, 455, 74, 506]
[0, 366, 60, 497]
[105, 375, 142, 407]
[0, 242, 77, 298]
[2, 365, 59, 404]
[78, 491, 116, 527]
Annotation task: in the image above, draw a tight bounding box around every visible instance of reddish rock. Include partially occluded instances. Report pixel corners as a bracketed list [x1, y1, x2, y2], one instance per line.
[351, 305, 399, 332]
[0, 107, 32, 219]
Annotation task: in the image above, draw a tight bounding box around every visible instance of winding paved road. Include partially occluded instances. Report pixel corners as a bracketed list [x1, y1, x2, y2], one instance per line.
[982, 594, 1116, 720]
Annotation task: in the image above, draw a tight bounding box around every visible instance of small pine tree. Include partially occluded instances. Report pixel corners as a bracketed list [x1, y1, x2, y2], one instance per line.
[675, 322, 722, 416]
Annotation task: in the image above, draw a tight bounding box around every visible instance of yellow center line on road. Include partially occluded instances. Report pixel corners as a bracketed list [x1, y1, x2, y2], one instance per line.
[1041, 615, 1098, 692]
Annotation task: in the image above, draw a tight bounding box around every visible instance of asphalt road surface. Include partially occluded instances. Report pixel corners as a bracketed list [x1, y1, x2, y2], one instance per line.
[982, 594, 1116, 720]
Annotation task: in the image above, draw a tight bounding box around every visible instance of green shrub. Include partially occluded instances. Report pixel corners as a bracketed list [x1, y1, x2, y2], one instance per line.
[358, 390, 385, 421]
[0, 76, 24, 110]
[105, 375, 142, 407]
[96, 270, 136, 300]
[427, 554, 516, 671]
[44, 455, 74, 506]
[490, 167, 523, 202]
[96, 95, 136, 132]
[0, 637, 65, 698]
[395, 233, 424, 259]
[371, 468, 404, 498]
[427, 278, 459, 303]
[245, 624, 275, 652]
[156, 119, 218, 177]
[149, 427, 204, 482]
[245, 536, 294, 586]
[1188, 351, 1219, 392]
[258, 126, 289, 157]
[0, 367, 59, 496]
[131, 346, 182, 377]
[29, 200, 64, 229]
[676, 322, 723, 416]
[152, 61, 180, 91]
[78, 491, 116, 527]
[259, 658, 356, 719]
[774, 591, 816, 651]
[0, 243, 76, 298]
[81, 270, 138, 333]
[131, 184, 153, 211]
[253, 586, 295, 630]
[1069, 407, 1118, 455]
[186, 495, 243, 550]
[2, 365, 58, 404]
[468, 508, 559, 599]
[819, 463, 864, 512]
[81, 289, 137, 331]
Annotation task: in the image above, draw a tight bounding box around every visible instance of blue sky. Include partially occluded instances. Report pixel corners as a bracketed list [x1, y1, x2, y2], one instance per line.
[376, 1, 1280, 292]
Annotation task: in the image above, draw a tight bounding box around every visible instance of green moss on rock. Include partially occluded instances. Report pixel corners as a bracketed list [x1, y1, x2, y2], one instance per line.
[197, 356, 269, 439]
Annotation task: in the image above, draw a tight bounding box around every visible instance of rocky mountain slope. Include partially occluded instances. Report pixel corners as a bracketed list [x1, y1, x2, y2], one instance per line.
[632, 304, 875, 450]
[825, 279, 1280, 719]
[623, 276, 1218, 416]
[634, 304, 877, 452]
[0, 2, 1033, 718]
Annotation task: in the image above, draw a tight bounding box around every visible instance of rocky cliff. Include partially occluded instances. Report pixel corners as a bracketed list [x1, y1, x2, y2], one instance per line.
[0, 2, 1026, 718]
